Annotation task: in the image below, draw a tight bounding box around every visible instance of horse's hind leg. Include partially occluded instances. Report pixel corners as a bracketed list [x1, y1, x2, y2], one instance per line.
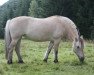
[43, 41, 54, 62]
[7, 39, 18, 64]
[15, 37, 24, 63]
[53, 38, 61, 63]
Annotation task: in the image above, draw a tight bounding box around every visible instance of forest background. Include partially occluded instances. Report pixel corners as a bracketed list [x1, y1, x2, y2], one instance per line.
[0, 0, 94, 39]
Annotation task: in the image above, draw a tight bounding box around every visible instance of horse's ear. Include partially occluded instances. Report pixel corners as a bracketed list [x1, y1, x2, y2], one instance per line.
[80, 35, 83, 39]
[76, 28, 80, 36]
[76, 28, 81, 40]
[80, 35, 84, 48]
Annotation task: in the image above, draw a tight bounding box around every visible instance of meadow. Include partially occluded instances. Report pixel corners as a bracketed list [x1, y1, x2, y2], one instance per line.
[0, 39, 94, 75]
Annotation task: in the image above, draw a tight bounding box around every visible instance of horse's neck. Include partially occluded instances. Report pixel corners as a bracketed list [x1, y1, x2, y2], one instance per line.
[59, 16, 78, 41]
[67, 26, 78, 41]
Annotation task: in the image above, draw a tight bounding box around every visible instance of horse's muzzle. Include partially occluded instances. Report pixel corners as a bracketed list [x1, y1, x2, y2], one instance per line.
[79, 57, 84, 63]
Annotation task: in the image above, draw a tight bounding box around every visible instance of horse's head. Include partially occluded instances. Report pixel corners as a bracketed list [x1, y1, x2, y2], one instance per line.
[73, 36, 84, 63]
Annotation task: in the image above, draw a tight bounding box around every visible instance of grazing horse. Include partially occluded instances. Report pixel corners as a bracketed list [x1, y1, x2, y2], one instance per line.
[5, 15, 84, 64]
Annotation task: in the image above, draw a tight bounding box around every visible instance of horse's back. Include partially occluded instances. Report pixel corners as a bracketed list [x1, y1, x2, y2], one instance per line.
[26, 16, 63, 41]
[8, 15, 77, 41]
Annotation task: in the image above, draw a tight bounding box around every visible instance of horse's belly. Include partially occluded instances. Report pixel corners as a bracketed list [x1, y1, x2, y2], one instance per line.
[25, 32, 52, 42]
[25, 35, 51, 42]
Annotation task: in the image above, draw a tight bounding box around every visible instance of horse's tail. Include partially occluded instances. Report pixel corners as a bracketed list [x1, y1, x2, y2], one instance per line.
[5, 20, 11, 59]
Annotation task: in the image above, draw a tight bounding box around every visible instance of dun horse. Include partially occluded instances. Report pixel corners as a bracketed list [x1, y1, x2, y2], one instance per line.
[5, 16, 84, 64]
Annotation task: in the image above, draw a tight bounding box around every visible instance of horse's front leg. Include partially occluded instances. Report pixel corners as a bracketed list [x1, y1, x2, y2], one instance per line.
[43, 41, 54, 62]
[15, 38, 24, 63]
[53, 38, 61, 63]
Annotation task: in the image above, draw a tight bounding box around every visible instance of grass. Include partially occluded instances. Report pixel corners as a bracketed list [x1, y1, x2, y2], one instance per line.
[0, 39, 94, 75]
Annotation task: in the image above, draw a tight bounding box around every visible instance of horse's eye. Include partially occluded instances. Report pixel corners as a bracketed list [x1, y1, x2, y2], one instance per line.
[77, 46, 80, 49]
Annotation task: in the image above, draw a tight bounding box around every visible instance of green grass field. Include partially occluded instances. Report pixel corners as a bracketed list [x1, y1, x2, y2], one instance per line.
[0, 39, 94, 75]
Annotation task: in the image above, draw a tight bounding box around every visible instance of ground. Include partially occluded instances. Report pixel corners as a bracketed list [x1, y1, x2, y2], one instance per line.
[0, 39, 94, 75]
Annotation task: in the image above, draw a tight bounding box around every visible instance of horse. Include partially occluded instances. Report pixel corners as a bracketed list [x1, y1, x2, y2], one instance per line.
[5, 15, 85, 64]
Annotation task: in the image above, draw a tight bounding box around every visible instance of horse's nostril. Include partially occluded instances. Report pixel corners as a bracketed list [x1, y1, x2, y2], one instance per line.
[80, 57, 84, 63]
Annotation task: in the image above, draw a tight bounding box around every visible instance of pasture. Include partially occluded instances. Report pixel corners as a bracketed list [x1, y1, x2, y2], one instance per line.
[0, 39, 94, 75]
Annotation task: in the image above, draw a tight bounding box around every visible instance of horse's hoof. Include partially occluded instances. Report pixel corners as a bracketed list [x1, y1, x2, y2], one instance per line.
[43, 59, 47, 62]
[18, 60, 24, 63]
[7, 60, 12, 64]
[54, 60, 58, 63]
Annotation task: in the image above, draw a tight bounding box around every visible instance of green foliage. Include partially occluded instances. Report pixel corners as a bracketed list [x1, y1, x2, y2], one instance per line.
[29, 0, 40, 17]
[91, 26, 94, 39]
[0, 39, 94, 75]
[29, 0, 46, 17]
[29, 0, 63, 17]
[0, 0, 31, 38]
